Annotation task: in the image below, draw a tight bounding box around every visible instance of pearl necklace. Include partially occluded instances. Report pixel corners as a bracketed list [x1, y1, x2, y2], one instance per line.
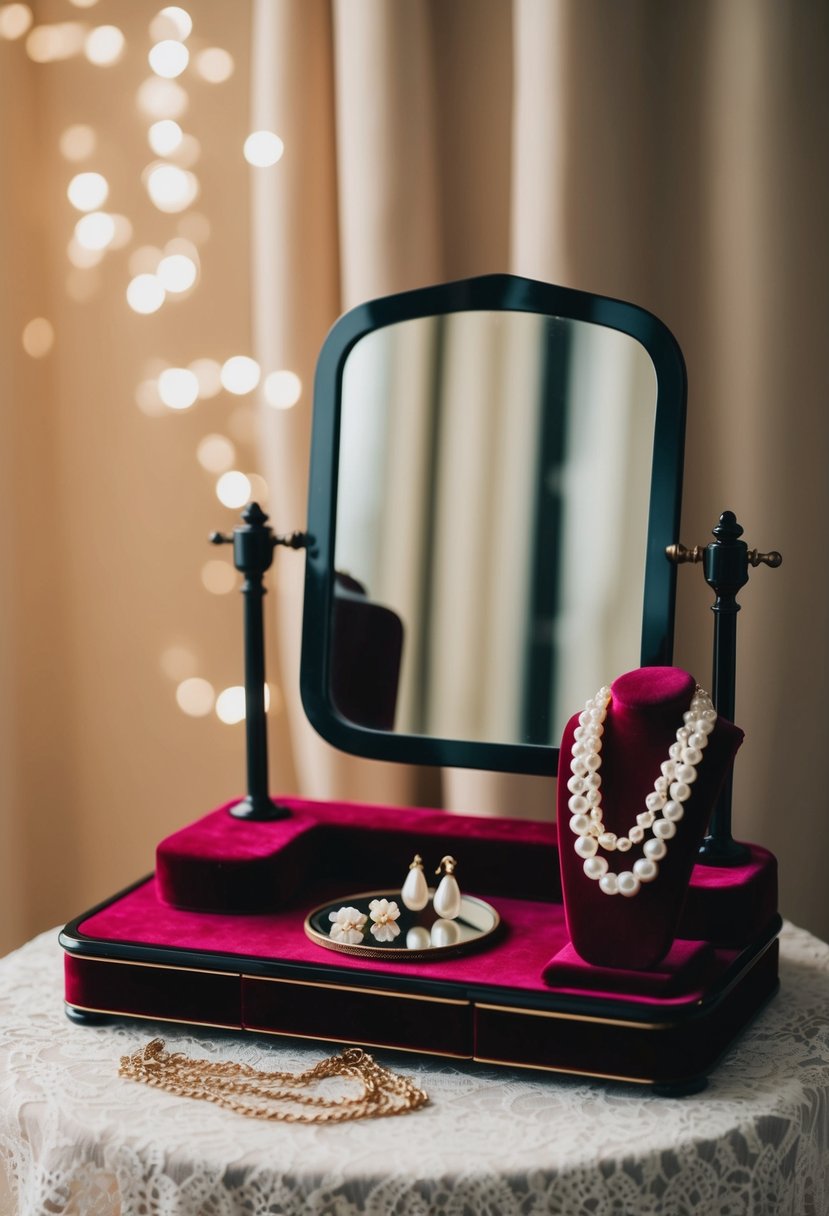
[568, 684, 716, 897]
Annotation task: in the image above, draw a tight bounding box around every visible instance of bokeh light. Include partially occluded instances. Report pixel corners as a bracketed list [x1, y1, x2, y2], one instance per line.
[189, 358, 222, 398]
[215, 684, 271, 725]
[194, 46, 233, 83]
[145, 162, 198, 212]
[148, 119, 182, 156]
[149, 38, 189, 78]
[67, 237, 104, 269]
[109, 214, 133, 249]
[220, 355, 260, 395]
[59, 124, 96, 161]
[126, 273, 165, 314]
[0, 4, 33, 40]
[216, 470, 251, 508]
[128, 245, 163, 276]
[177, 211, 210, 244]
[158, 367, 199, 410]
[84, 24, 124, 65]
[135, 379, 165, 416]
[197, 433, 235, 472]
[68, 0, 100, 8]
[160, 644, 198, 681]
[247, 473, 269, 503]
[243, 130, 284, 167]
[137, 76, 188, 119]
[264, 370, 302, 409]
[201, 559, 237, 595]
[26, 22, 85, 61]
[66, 171, 109, 212]
[176, 676, 215, 717]
[150, 6, 192, 42]
[157, 253, 197, 293]
[74, 211, 115, 250]
[21, 317, 54, 358]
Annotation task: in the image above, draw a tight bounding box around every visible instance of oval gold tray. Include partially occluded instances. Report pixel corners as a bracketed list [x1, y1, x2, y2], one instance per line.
[304, 889, 501, 961]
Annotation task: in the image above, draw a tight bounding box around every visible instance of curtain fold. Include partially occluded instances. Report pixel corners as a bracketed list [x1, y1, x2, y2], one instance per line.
[251, 0, 829, 939]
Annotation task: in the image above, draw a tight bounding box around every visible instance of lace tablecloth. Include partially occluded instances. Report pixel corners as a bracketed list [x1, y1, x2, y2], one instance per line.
[1, 925, 827, 1216]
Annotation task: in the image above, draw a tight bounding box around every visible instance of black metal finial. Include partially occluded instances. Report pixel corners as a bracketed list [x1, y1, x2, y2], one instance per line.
[211, 503, 310, 822]
[667, 511, 781, 866]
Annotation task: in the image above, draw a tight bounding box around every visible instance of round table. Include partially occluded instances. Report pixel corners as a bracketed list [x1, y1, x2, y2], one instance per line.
[1, 925, 827, 1216]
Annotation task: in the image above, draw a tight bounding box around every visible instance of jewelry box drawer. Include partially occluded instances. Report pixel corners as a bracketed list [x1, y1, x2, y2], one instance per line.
[242, 975, 473, 1060]
[64, 955, 242, 1030]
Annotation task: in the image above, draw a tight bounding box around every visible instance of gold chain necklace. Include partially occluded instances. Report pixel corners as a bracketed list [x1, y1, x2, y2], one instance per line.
[119, 1038, 429, 1123]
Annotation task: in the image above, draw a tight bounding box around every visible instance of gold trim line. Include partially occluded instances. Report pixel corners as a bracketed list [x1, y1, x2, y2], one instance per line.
[67, 954, 241, 979]
[245, 973, 470, 1006]
[476, 1001, 674, 1031]
[473, 1055, 659, 1084]
[248, 1023, 471, 1060]
[65, 1002, 240, 1032]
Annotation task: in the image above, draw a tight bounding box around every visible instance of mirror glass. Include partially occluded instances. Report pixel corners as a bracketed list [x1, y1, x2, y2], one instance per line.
[302, 275, 685, 775]
[332, 311, 657, 748]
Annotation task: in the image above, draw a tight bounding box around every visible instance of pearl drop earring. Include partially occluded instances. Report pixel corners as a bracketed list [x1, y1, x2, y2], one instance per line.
[401, 854, 429, 911]
[433, 856, 462, 920]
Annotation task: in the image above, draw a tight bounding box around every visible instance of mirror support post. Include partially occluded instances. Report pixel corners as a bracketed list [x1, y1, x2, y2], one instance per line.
[668, 511, 782, 866]
[210, 504, 309, 822]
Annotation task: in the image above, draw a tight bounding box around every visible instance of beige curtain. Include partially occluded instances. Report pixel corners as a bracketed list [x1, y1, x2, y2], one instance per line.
[252, 0, 829, 939]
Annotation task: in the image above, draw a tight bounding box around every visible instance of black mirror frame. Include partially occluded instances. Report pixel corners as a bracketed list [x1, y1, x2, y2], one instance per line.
[301, 274, 686, 776]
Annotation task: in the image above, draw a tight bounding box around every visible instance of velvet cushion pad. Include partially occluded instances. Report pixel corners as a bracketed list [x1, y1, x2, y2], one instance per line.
[558, 667, 744, 969]
[156, 797, 562, 913]
[77, 877, 745, 1008]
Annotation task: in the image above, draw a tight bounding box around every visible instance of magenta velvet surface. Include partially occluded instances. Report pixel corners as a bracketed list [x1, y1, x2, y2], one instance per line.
[77, 871, 752, 1010]
[557, 668, 744, 969]
[157, 797, 561, 912]
[542, 938, 715, 996]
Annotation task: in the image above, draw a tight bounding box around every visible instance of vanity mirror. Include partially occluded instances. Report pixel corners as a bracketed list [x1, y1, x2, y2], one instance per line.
[302, 275, 687, 774]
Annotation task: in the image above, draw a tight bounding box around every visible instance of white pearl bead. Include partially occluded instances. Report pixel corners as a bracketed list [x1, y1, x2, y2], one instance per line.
[433, 875, 462, 920]
[616, 837, 632, 852]
[629, 825, 645, 843]
[662, 800, 684, 821]
[598, 832, 617, 850]
[677, 726, 691, 742]
[583, 856, 608, 880]
[688, 732, 707, 750]
[675, 763, 697, 784]
[617, 871, 640, 897]
[567, 775, 586, 794]
[653, 818, 677, 839]
[644, 837, 667, 860]
[669, 742, 682, 760]
[568, 794, 589, 813]
[590, 808, 603, 820]
[681, 747, 703, 765]
[574, 835, 598, 858]
[585, 787, 601, 806]
[636, 811, 655, 828]
[588, 823, 602, 837]
[599, 873, 619, 895]
[669, 781, 692, 802]
[633, 858, 658, 883]
[654, 776, 669, 795]
[570, 813, 592, 835]
[683, 710, 696, 724]
[645, 791, 665, 813]
[584, 753, 601, 771]
[572, 741, 588, 757]
[578, 711, 591, 727]
[401, 865, 429, 911]
[585, 772, 601, 788]
[695, 718, 715, 735]
[700, 707, 717, 721]
[661, 760, 677, 779]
